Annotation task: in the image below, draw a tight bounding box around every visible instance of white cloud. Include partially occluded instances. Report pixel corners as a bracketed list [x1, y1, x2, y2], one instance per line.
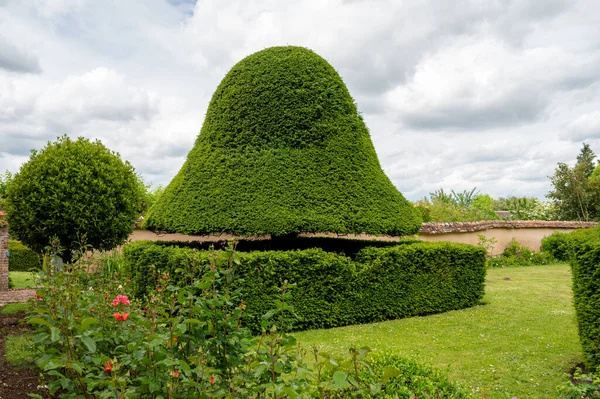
[561, 111, 600, 142]
[0, 0, 600, 201]
[36, 68, 157, 124]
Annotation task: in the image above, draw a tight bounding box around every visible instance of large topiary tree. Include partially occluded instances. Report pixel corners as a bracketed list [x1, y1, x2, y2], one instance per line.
[5, 136, 143, 261]
[145, 46, 421, 237]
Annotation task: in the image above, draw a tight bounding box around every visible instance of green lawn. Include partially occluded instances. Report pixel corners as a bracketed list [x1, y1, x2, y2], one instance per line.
[294, 264, 581, 399]
[9, 271, 36, 288]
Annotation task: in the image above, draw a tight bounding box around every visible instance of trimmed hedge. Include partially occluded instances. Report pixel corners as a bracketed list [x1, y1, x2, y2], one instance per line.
[568, 227, 600, 370]
[541, 231, 571, 262]
[8, 239, 40, 271]
[123, 241, 486, 332]
[144, 46, 421, 237]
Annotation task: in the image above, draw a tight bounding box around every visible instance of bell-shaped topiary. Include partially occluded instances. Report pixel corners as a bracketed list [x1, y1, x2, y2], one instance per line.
[144, 46, 421, 236]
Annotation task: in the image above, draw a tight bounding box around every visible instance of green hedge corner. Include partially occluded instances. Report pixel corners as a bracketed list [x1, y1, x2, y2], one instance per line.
[8, 239, 40, 271]
[143, 46, 421, 237]
[568, 227, 600, 370]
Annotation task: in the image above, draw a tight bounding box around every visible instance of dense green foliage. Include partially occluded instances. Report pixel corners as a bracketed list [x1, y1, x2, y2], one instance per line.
[487, 239, 554, 268]
[415, 188, 500, 222]
[493, 196, 556, 220]
[345, 354, 472, 398]
[5, 136, 143, 260]
[144, 46, 420, 237]
[123, 241, 486, 333]
[0, 170, 12, 210]
[8, 239, 40, 271]
[548, 143, 600, 221]
[541, 231, 572, 262]
[415, 187, 557, 222]
[567, 227, 600, 370]
[415, 195, 500, 223]
[558, 367, 600, 398]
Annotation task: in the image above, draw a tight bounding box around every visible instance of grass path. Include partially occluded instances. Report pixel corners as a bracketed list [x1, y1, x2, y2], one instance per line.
[294, 264, 581, 399]
[8, 272, 36, 289]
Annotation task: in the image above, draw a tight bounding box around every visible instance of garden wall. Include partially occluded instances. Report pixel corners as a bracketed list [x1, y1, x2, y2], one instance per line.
[0, 227, 8, 292]
[418, 221, 597, 254]
[129, 221, 597, 255]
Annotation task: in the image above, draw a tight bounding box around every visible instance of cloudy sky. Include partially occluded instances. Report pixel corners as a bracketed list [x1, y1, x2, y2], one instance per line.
[1, 0, 599, 201]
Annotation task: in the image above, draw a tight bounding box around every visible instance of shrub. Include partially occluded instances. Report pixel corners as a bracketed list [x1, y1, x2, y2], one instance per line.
[330, 353, 472, 398]
[123, 241, 486, 333]
[5, 136, 143, 261]
[541, 231, 571, 262]
[144, 46, 421, 237]
[28, 245, 471, 398]
[567, 227, 600, 371]
[487, 239, 554, 268]
[8, 239, 40, 271]
[558, 367, 600, 398]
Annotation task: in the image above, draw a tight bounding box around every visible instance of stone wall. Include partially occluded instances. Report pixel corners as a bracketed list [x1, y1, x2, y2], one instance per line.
[0, 227, 8, 292]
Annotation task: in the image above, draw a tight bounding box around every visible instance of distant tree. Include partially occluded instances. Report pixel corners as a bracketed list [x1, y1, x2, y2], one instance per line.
[471, 194, 498, 220]
[493, 196, 555, 220]
[429, 188, 479, 207]
[415, 188, 500, 222]
[429, 188, 454, 205]
[577, 143, 597, 178]
[451, 188, 479, 208]
[0, 170, 13, 210]
[5, 136, 143, 261]
[548, 144, 600, 221]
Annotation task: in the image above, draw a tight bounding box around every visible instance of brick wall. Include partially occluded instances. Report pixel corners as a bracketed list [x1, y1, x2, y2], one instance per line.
[0, 227, 8, 291]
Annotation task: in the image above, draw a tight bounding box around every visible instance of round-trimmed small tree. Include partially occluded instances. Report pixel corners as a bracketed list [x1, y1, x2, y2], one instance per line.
[144, 46, 421, 237]
[5, 136, 143, 261]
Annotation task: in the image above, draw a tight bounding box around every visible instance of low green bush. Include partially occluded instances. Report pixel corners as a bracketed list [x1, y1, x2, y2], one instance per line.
[123, 241, 486, 333]
[558, 367, 600, 398]
[568, 227, 600, 371]
[8, 239, 40, 271]
[487, 239, 554, 268]
[541, 231, 571, 262]
[348, 353, 472, 398]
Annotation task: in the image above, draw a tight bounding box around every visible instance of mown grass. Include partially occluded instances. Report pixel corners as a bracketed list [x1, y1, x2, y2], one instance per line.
[0, 302, 28, 315]
[294, 264, 581, 399]
[9, 271, 36, 288]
